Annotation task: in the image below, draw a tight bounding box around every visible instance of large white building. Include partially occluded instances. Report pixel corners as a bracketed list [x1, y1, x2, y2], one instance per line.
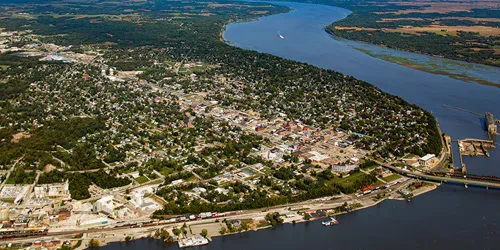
[132, 192, 143, 207]
[418, 154, 436, 168]
[34, 182, 70, 199]
[331, 164, 358, 173]
[94, 195, 114, 214]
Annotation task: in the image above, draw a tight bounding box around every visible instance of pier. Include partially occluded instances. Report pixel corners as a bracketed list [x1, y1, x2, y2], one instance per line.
[458, 138, 496, 157]
[450, 140, 465, 170]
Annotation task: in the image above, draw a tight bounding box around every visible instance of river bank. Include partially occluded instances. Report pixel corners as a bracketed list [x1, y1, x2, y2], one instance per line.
[224, 1, 500, 174]
[79, 178, 437, 249]
[99, 183, 500, 250]
[225, 1, 499, 88]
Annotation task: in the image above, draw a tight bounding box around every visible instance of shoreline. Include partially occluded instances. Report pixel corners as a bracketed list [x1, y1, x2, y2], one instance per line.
[219, 3, 293, 44]
[86, 181, 439, 248]
[228, 1, 500, 88]
[1, 0, 499, 249]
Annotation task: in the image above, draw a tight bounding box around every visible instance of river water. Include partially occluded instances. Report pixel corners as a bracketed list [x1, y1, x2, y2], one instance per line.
[223, 1, 500, 176]
[103, 185, 500, 250]
[102, 2, 500, 249]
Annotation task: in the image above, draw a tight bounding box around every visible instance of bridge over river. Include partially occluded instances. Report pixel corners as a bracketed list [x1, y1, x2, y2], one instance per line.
[374, 160, 500, 190]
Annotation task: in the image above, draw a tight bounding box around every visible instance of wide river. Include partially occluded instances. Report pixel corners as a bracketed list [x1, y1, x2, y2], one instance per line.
[102, 2, 500, 249]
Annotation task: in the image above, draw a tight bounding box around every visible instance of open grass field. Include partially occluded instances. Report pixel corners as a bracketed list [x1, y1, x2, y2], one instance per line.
[135, 175, 149, 184]
[390, 25, 500, 37]
[382, 174, 402, 183]
[343, 0, 500, 36]
[329, 172, 370, 190]
[383, 0, 499, 14]
[330, 0, 500, 66]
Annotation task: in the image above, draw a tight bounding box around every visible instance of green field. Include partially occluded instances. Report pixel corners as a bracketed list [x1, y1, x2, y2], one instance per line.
[135, 176, 149, 184]
[329, 172, 369, 190]
[160, 168, 174, 176]
[383, 174, 402, 183]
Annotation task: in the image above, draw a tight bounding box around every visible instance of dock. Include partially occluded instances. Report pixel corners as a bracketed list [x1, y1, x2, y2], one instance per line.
[444, 135, 454, 168]
[458, 138, 496, 158]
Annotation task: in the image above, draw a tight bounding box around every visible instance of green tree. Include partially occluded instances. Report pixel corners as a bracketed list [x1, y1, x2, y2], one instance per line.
[303, 213, 312, 221]
[88, 239, 100, 248]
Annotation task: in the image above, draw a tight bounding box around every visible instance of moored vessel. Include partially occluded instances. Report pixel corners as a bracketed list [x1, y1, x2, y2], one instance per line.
[322, 217, 339, 226]
[178, 236, 209, 248]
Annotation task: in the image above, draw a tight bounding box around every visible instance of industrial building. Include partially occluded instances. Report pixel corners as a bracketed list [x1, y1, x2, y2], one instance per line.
[33, 182, 70, 199]
[485, 112, 497, 135]
[94, 196, 114, 215]
[331, 164, 358, 173]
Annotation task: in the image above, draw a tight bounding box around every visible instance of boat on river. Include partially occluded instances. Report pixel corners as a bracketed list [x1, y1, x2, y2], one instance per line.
[178, 236, 209, 248]
[322, 217, 339, 226]
[278, 31, 284, 39]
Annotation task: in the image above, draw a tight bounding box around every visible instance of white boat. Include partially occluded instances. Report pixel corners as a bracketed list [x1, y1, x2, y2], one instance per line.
[178, 236, 209, 248]
[322, 217, 339, 226]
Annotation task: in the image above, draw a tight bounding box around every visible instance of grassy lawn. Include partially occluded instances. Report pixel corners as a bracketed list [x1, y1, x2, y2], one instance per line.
[402, 154, 416, 159]
[329, 172, 369, 190]
[364, 165, 378, 171]
[192, 66, 206, 72]
[151, 179, 164, 185]
[383, 174, 402, 183]
[186, 175, 199, 182]
[124, 168, 136, 174]
[160, 168, 174, 176]
[135, 176, 149, 184]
